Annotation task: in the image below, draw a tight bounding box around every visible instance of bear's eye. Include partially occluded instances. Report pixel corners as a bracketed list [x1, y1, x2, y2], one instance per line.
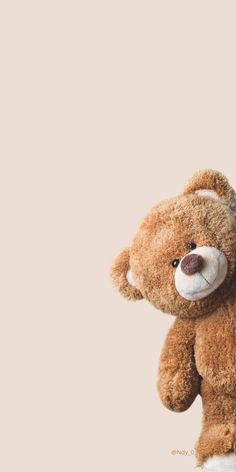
[188, 242, 197, 251]
[171, 259, 180, 268]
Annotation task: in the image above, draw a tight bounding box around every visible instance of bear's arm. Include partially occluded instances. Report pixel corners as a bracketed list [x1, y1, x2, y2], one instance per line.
[157, 318, 200, 412]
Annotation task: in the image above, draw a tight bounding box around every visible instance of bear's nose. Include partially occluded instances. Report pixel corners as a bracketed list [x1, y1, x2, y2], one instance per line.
[181, 254, 204, 276]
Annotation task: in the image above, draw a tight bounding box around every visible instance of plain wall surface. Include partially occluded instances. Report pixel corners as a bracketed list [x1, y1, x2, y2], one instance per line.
[0, 1, 236, 471]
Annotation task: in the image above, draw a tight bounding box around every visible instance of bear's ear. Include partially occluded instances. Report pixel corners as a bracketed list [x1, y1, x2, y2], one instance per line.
[111, 248, 143, 301]
[183, 169, 236, 210]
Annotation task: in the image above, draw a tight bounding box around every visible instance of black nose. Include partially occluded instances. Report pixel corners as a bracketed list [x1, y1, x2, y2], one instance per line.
[181, 254, 204, 276]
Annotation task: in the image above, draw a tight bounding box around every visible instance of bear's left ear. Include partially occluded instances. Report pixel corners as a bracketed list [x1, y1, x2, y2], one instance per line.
[183, 169, 236, 211]
[111, 248, 143, 301]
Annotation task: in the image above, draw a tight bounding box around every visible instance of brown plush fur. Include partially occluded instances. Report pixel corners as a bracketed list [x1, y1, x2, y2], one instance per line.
[111, 170, 236, 466]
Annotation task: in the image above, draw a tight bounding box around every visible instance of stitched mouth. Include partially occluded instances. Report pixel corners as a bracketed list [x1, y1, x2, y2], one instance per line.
[182, 272, 218, 296]
[200, 273, 211, 285]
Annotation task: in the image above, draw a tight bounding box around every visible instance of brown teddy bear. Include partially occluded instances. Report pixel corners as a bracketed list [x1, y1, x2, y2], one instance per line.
[111, 170, 236, 471]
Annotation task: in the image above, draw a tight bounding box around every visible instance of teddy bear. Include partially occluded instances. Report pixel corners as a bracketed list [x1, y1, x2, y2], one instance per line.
[111, 170, 236, 471]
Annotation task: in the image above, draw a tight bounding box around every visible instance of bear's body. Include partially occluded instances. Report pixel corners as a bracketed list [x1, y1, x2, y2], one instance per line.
[195, 301, 236, 396]
[111, 170, 236, 469]
[159, 301, 236, 465]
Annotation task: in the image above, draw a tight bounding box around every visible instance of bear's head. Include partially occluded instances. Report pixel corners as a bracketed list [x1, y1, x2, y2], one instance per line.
[111, 170, 236, 318]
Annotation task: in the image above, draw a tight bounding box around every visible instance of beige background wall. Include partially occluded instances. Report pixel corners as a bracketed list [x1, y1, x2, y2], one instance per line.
[0, 1, 236, 471]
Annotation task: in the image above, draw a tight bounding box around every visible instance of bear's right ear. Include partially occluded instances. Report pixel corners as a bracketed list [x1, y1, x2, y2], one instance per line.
[111, 248, 143, 301]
